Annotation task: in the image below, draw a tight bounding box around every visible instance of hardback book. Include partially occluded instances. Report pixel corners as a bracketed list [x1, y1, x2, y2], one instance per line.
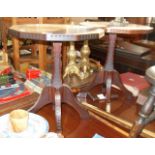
[0, 83, 32, 104]
[0, 92, 39, 116]
[120, 72, 150, 96]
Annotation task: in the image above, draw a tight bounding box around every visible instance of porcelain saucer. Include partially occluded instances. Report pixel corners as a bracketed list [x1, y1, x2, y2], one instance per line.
[0, 112, 49, 138]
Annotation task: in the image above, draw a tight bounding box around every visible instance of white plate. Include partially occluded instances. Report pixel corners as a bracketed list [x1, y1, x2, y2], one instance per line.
[0, 113, 49, 138]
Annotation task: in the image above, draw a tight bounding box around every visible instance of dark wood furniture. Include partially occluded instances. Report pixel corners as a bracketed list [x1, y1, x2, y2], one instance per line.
[133, 40, 155, 51]
[89, 40, 155, 75]
[97, 17, 149, 41]
[36, 84, 155, 138]
[1, 84, 155, 137]
[8, 24, 105, 134]
[80, 21, 153, 112]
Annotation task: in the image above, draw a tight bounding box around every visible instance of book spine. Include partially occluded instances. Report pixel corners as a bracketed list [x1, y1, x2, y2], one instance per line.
[0, 93, 39, 116]
[24, 80, 43, 94]
[0, 83, 19, 91]
[0, 90, 32, 103]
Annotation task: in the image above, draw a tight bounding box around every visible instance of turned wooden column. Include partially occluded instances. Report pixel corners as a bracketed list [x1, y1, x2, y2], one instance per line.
[12, 37, 20, 70]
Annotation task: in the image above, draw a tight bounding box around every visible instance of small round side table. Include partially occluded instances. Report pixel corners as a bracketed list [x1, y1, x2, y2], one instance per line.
[9, 24, 105, 134]
[81, 21, 153, 112]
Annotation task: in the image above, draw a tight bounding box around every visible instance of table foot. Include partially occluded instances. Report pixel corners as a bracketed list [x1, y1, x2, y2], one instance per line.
[28, 85, 89, 133]
[104, 70, 133, 112]
[61, 84, 89, 119]
[112, 70, 133, 100]
[28, 87, 54, 112]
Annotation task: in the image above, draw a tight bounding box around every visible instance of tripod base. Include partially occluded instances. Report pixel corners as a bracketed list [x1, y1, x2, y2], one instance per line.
[28, 85, 89, 133]
[104, 69, 133, 112]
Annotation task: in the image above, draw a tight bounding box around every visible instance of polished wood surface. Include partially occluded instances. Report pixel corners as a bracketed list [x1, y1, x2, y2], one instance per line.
[0, 84, 155, 137]
[106, 24, 153, 34]
[80, 21, 153, 34]
[133, 39, 155, 51]
[9, 24, 105, 41]
[35, 85, 155, 138]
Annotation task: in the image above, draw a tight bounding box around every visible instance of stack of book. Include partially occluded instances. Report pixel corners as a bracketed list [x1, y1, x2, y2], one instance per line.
[24, 66, 52, 94]
[0, 92, 39, 116]
[0, 83, 32, 104]
[0, 68, 33, 114]
[0, 65, 52, 115]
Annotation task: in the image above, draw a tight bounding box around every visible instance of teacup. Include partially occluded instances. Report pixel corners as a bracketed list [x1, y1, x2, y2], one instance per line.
[9, 109, 29, 133]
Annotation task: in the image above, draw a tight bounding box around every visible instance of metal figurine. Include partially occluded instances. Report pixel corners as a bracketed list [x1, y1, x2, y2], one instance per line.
[109, 17, 129, 27]
[130, 66, 155, 137]
[63, 42, 81, 79]
[80, 40, 92, 79]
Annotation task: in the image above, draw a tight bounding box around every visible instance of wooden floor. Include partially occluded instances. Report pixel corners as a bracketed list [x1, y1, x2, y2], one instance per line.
[36, 84, 155, 138]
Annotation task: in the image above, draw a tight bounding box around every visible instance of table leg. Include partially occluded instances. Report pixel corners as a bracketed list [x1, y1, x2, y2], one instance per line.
[38, 41, 46, 70]
[12, 37, 20, 70]
[28, 42, 89, 133]
[104, 34, 133, 112]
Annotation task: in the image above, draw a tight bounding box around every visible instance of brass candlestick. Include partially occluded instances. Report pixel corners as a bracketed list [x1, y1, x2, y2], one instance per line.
[63, 42, 81, 79]
[80, 40, 92, 79]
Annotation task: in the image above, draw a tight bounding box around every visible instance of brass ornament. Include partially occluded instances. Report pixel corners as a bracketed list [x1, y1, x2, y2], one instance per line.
[80, 40, 92, 79]
[63, 42, 81, 79]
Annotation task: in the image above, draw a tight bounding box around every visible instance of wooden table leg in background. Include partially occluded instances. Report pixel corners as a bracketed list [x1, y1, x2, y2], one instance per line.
[12, 37, 20, 70]
[38, 41, 46, 70]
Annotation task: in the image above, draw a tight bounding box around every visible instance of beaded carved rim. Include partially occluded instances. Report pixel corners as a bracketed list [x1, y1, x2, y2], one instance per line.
[80, 22, 153, 34]
[9, 24, 105, 41]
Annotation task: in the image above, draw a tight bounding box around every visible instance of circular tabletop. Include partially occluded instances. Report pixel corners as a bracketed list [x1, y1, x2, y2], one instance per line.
[80, 21, 153, 34]
[8, 24, 105, 41]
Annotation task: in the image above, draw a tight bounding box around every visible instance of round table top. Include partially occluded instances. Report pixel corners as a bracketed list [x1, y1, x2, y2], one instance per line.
[80, 21, 109, 28]
[80, 21, 153, 34]
[8, 24, 105, 41]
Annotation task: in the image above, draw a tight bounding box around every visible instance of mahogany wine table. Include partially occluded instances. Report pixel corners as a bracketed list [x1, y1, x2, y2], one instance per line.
[8, 24, 105, 134]
[80, 21, 153, 112]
